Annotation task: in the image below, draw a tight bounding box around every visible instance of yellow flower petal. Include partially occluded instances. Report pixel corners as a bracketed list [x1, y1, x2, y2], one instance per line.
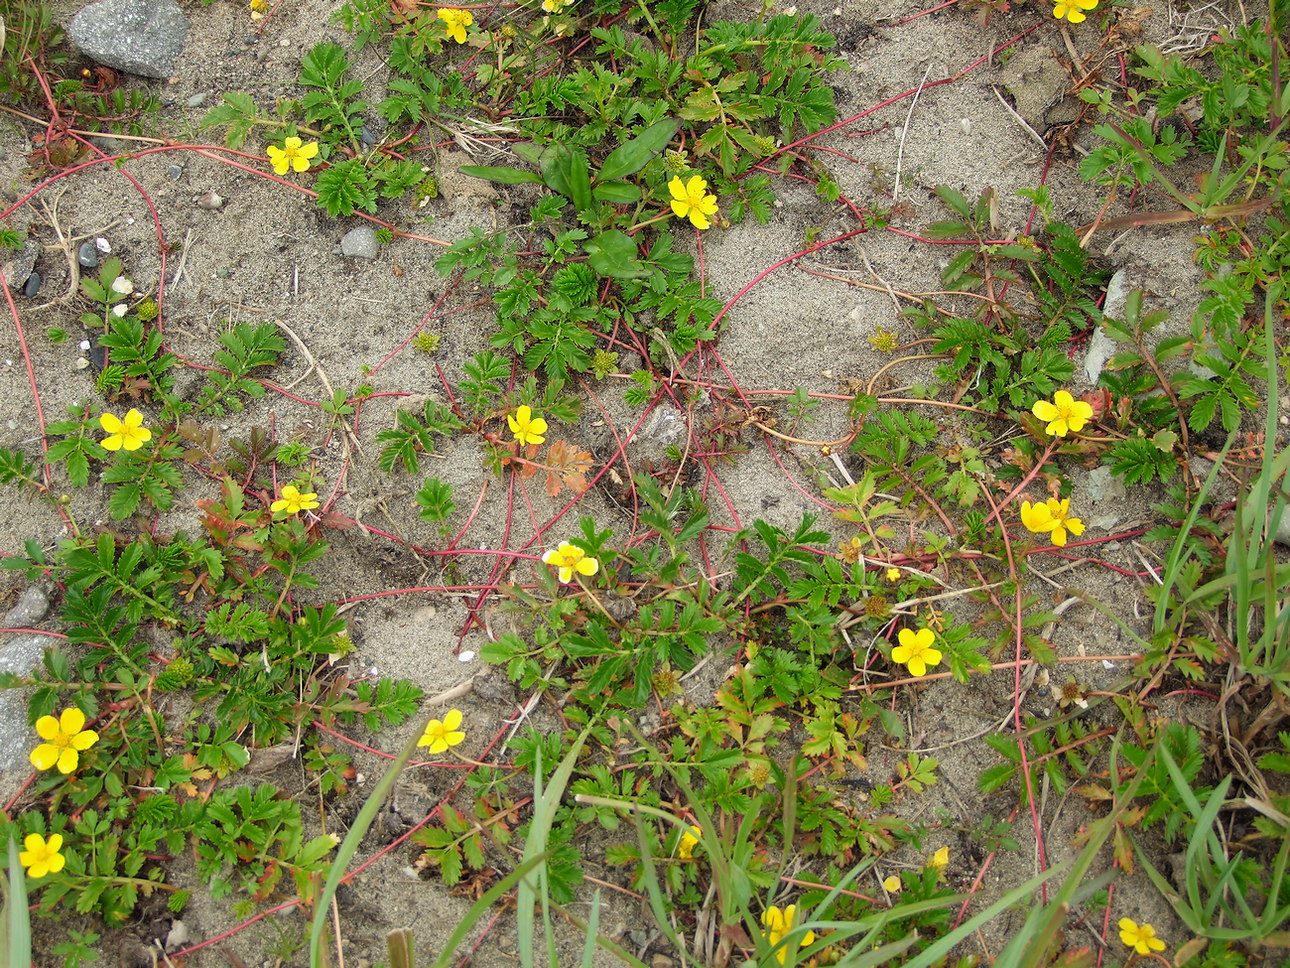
[59, 707, 86, 734]
[30, 744, 59, 771]
[56, 747, 79, 774]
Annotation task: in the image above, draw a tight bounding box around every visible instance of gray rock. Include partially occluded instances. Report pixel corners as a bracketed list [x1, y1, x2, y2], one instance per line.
[185, 91, 207, 108]
[2, 241, 37, 290]
[22, 272, 41, 297]
[1085, 267, 1127, 384]
[1086, 466, 1127, 504]
[7, 587, 49, 627]
[78, 241, 99, 268]
[1083, 324, 1116, 385]
[0, 632, 59, 785]
[340, 226, 379, 260]
[166, 164, 184, 180]
[0, 629, 49, 798]
[68, 0, 189, 80]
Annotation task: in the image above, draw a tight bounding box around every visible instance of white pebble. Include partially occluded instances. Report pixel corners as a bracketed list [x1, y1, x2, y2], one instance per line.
[458, 650, 475, 663]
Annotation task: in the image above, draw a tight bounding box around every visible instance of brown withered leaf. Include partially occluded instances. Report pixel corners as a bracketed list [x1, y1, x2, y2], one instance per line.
[543, 440, 593, 498]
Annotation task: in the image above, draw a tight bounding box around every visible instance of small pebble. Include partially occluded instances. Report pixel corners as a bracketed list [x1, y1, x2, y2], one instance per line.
[22, 272, 41, 297]
[185, 92, 208, 108]
[4, 586, 49, 627]
[359, 125, 377, 145]
[340, 226, 379, 260]
[165, 921, 189, 950]
[77, 242, 98, 268]
[94, 237, 111, 254]
[197, 191, 224, 210]
[167, 164, 184, 180]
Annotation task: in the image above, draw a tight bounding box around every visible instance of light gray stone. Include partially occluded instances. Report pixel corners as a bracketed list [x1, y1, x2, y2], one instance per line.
[340, 226, 380, 260]
[2, 241, 38, 291]
[1087, 466, 1127, 505]
[68, 0, 189, 80]
[6, 586, 49, 627]
[0, 586, 58, 785]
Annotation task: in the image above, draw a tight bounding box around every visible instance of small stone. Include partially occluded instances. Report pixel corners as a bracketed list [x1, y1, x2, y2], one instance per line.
[340, 226, 379, 260]
[5, 586, 49, 627]
[167, 164, 184, 180]
[185, 92, 207, 108]
[360, 125, 377, 145]
[164, 920, 189, 950]
[22, 272, 41, 297]
[77, 242, 99, 268]
[197, 191, 224, 210]
[1, 242, 38, 290]
[75, 357, 91, 370]
[1086, 466, 1126, 504]
[67, 0, 190, 80]
[95, 237, 112, 254]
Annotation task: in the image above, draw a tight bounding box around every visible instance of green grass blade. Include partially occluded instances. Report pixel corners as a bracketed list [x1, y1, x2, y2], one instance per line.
[310, 718, 441, 968]
[4, 835, 32, 968]
[518, 726, 591, 968]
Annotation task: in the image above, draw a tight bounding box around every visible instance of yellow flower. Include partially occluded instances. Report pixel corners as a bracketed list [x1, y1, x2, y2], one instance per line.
[928, 846, 949, 870]
[679, 825, 701, 859]
[541, 0, 573, 10]
[266, 136, 319, 176]
[99, 409, 151, 452]
[271, 484, 320, 516]
[1031, 390, 1094, 437]
[761, 904, 815, 964]
[885, 567, 901, 582]
[19, 833, 65, 879]
[507, 405, 548, 446]
[1019, 498, 1085, 547]
[30, 708, 99, 774]
[437, 8, 474, 43]
[542, 542, 599, 584]
[1052, 0, 1097, 23]
[668, 175, 719, 230]
[837, 536, 862, 563]
[418, 708, 466, 753]
[891, 627, 942, 678]
[250, 0, 268, 20]
[882, 874, 901, 892]
[1117, 918, 1165, 955]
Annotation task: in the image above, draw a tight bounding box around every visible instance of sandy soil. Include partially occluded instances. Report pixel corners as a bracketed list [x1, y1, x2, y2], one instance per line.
[0, 0, 1264, 963]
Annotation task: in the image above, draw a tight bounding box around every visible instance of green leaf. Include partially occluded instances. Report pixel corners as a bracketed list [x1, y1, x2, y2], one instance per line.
[199, 92, 259, 149]
[598, 118, 681, 181]
[541, 145, 593, 212]
[583, 230, 649, 279]
[591, 180, 642, 204]
[458, 165, 545, 185]
[315, 160, 378, 217]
